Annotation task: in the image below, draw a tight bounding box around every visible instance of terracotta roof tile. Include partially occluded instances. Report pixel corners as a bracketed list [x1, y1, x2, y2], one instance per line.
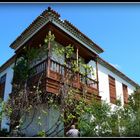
[64, 19, 104, 52]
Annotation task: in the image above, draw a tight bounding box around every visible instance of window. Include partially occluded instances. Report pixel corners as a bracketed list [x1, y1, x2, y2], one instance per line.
[108, 75, 116, 104]
[0, 74, 6, 100]
[122, 84, 128, 104]
[0, 74, 6, 129]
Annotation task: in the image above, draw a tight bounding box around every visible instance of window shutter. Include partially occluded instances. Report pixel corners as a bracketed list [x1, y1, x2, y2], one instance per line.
[122, 84, 128, 104]
[0, 74, 6, 100]
[109, 75, 116, 104]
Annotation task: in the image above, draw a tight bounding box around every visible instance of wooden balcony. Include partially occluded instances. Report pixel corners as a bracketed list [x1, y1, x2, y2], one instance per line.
[27, 58, 101, 101]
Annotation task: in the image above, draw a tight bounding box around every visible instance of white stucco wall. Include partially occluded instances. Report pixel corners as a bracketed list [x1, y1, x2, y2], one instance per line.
[0, 63, 14, 131]
[97, 63, 135, 106]
[21, 104, 64, 137]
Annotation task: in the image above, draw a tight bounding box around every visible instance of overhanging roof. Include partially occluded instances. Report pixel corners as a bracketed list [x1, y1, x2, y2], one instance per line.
[0, 55, 15, 73]
[9, 7, 104, 54]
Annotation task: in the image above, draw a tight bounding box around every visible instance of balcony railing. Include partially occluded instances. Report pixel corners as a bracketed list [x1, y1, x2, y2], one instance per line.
[28, 58, 98, 90]
[50, 59, 65, 76]
[29, 59, 47, 77]
[79, 73, 98, 89]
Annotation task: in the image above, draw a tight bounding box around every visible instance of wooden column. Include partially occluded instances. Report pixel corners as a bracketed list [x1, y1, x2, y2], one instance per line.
[76, 47, 79, 66]
[76, 47, 80, 87]
[47, 40, 51, 77]
[95, 56, 99, 95]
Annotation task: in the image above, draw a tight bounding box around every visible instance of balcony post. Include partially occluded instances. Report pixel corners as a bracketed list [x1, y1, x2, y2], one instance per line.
[76, 47, 79, 66]
[76, 47, 80, 87]
[47, 40, 51, 77]
[95, 56, 99, 95]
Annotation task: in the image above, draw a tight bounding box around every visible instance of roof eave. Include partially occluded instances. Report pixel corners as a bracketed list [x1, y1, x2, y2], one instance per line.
[9, 8, 104, 55]
[0, 55, 16, 73]
[97, 56, 139, 88]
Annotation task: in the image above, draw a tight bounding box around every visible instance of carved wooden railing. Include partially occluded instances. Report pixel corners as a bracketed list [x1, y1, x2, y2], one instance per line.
[28, 58, 100, 100]
[29, 59, 47, 78]
[49, 59, 98, 88]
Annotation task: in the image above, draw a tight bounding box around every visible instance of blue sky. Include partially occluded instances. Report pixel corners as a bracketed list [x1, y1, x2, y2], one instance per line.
[0, 3, 140, 84]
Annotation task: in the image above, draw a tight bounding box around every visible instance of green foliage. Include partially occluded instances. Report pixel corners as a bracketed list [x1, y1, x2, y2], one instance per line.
[78, 100, 115, 137]
[65, 45, 74, 59]
[77, 87, 140, 137]
[0, 100, 13, 120]
[44, 31, 55, 43]
[53, 44, 74, 60]
[37, 130, 46, 137]
[53, 45, 65, 58]
[0, 128, 10, 137]
[13, 46, 42, 84]
[13, 57, 29, 84]
[24, 47, 41, 62]
[119, 87, 140, 137]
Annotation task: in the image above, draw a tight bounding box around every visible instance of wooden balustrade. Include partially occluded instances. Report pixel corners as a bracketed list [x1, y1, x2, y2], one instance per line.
[28, 58, 99, 99]
[79, 73, 98, 89]
[29, 60, 46, 78]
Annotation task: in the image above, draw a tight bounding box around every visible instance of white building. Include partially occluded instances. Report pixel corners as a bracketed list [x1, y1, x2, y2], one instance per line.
[0, 7, 138, 136]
